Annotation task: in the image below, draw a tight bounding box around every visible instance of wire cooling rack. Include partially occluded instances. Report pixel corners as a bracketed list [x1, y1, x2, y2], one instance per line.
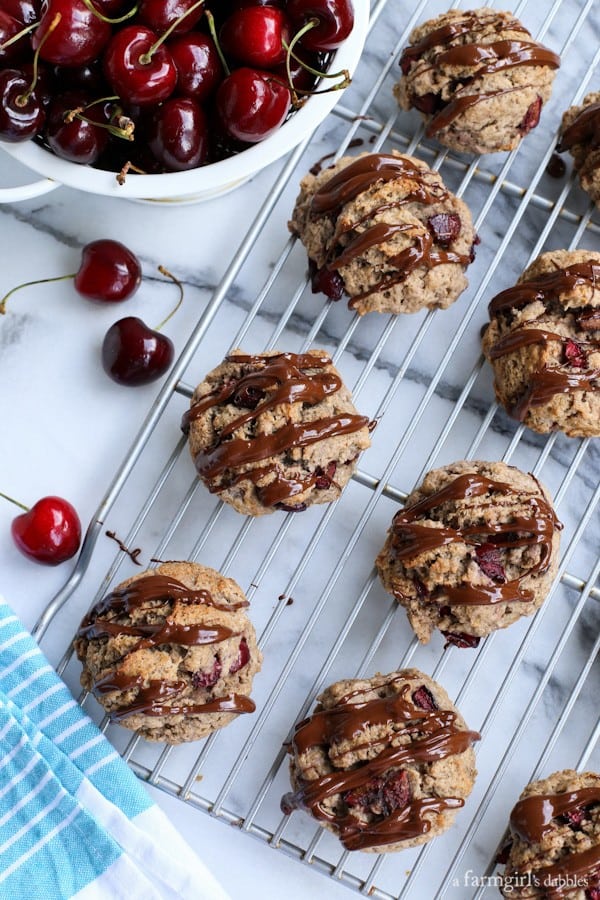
[35, 1, 600, 897]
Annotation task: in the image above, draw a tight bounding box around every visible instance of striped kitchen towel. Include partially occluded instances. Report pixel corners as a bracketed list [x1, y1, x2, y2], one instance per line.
[0, 599, 231, 900]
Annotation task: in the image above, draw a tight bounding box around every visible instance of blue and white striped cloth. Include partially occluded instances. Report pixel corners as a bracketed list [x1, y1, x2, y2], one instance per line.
[0, 599, 231, 900]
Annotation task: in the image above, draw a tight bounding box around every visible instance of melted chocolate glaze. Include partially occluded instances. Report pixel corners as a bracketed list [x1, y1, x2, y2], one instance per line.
[391, 472, 560, 608]
[558, 101, 600, 153]
[309, 154, 471, 305]
[183, 353, 370, 508]
[400, 12, 559, 137]
[78, 573, 255, 722]
[282, 682, 479, 850]
[508, 787, 600, 898]
[486, 263, 600, 419]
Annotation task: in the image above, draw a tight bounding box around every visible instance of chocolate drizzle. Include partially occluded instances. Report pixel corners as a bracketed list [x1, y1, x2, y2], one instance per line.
[487, 263, 600, 420]
[78, 573, 255, 722]
[390, 473, 560, 607]
[558, 101, 600, 152]
[281, 681, 479, 850]
[400, 12, 560, 137]
[183, 353, 370, 508]
[507, 787, 600, 898]
[309, 154, 471, 305]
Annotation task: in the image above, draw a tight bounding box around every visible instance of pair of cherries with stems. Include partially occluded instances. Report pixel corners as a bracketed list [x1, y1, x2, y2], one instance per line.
[1, 237, 183, 565]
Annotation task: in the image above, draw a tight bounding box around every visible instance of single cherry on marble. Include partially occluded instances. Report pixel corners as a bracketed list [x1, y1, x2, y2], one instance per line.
[1, 492, 82, 565]
[0, 238, 142, 314]
[101, 265, 183, 386]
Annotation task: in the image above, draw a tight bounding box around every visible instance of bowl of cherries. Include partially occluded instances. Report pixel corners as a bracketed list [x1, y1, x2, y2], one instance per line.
[0, 0, 367, 203]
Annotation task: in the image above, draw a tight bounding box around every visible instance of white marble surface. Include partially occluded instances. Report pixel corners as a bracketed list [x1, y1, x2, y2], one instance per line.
[1, 1, 600, 898]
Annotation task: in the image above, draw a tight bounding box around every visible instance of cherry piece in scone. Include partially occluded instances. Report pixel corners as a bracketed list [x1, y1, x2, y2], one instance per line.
[102, 317, 175, 385]
[148, 97, 208, 171]
[75, 239, 142, 302]
[216, 67, 291, 143]
[220, 6, 291, 68]
[1, 492, 82, 565]
[286, 0, 354, 51]
[168, 32, 223, 102]
[32, 0, 112, 67]
[103, 25, 177, 107]
[0, 69, 45, 142]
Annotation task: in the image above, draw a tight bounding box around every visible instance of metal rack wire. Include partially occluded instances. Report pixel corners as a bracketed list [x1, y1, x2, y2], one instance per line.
[35, 1, 600, 897]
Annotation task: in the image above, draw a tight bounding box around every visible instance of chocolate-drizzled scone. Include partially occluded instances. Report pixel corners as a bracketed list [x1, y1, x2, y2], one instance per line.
[557, 92, 600, 207]
[281, 669, 479, 853]
[288, 151, 476, 315]
[482, 250, 600, 438]
[395, 8, 560, 155]
[375, 460, 562, 648]
[74, 562, 262, 743]
[500, 769, 600, 898]
[182, 349, 372, 515]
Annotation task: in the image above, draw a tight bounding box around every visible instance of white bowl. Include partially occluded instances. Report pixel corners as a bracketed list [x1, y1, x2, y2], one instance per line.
[0, 4, 369, 204]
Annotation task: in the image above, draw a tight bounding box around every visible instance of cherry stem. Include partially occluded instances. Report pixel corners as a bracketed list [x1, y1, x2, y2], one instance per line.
[66, 104, 135, 141]
[116, 160, 147, 185]
[284, 20, 351, 106]
[0, 491, 29, 513]
[0, 19, 38, 52]
[204, 9, 230, 76]
[139, 0, 205, 65]
[154, 266, 184, 332]
[81, 0, 139, 24]
[0, 272, 75, 315]
[16, 12, 61, 107]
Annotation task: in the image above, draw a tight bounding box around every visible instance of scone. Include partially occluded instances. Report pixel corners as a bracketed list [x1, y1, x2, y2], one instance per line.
[375, 460, 562, 647]
[500, 769, 600, 898]
[182, 349, 372, 515]
[288, 151, 476, 315]
[75, 562, 262, 743]
[558, 92, 600, 207]
[482, 250, 600, 438]
[395, 8, 560, 155]
[281, 669, 479, 852]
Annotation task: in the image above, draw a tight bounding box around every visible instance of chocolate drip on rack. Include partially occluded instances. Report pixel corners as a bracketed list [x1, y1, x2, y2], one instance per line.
[390, 473, 560, 606]
[309, 154, 471, 305]
[507, 788, 600, 898]
[487, 263, 600, 419]
[399, 12, 560, 137]
[182, 353, 370, 507]
[281, 682, 479, 851]
[79, 573, 255, 722]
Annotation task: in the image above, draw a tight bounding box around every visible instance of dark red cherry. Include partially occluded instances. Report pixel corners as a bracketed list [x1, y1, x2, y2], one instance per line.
[102, 316, 174, 385]
[216, 67, 291, 143]
[230, 1, 284, 9]
[0, 69, 45, 142]
[168, 32, 223, 102]
[138, 0, 204, 35]
[51, 61, 107, 94]
[0, 11, 30, 65]
[273, 46, 323, 93]
[32, 0, 112, 67]
[92, 0, 131, 13]
[45, 91, 109, 164]
[8, 495, 82, 565]
[286, 0, 354, 51]
[148, 97, 208, 171]
[220, 6, 291, 68]
[2, 0, 41, 25]
[75, 239, 142, 302]
[103, 25, 177, 106]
